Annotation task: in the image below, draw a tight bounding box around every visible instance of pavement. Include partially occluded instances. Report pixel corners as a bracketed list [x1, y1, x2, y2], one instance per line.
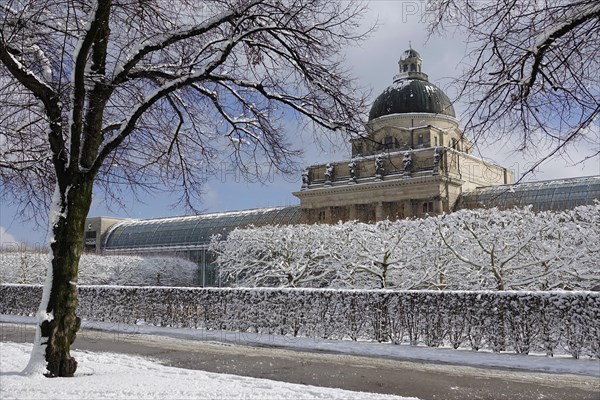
[1, 323, 599, 400]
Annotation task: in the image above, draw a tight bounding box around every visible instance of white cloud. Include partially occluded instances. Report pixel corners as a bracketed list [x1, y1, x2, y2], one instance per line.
[200, 186, 221, 211]
[0, 226, 20, 247]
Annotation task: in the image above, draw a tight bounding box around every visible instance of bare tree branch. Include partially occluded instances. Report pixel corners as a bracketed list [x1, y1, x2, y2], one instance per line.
[426, 0, 600, 176]
[0, 0, 370, 376]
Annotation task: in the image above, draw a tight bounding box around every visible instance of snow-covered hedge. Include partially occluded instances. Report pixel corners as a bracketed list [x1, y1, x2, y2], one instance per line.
[0, 253, 196, 286]
[2, 284, 598, 359]
[211, 204, 600, 290]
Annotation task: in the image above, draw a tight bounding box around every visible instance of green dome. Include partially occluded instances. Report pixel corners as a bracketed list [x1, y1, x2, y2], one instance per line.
[369, 78, 456, 120]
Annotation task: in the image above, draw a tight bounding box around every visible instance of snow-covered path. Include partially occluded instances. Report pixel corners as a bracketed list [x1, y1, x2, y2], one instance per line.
[1, 342, 414, 400]
[2, 315, 597, 377]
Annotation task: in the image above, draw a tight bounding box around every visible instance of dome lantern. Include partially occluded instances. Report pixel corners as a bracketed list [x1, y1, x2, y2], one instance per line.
[394, 48, 427, 81]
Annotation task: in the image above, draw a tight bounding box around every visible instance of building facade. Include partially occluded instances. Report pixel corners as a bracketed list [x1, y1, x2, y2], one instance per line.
[293, 49, 513, 223]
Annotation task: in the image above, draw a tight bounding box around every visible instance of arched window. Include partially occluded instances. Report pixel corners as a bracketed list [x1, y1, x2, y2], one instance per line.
[403, 64, 408, 72]
[383, 136, 394, 149]
[417, 134, 424, 145]
[410, 63, 416, 71]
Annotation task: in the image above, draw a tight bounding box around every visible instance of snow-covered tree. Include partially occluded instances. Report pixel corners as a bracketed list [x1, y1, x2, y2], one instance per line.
[214, 219, 442, 290]
[436, 207, 551, 290]
[77, 254, 197, 287]
[0, 0, 370, 376]
[1, 252, 197, 287]
[211, 204, 600, 291]
[328, 220, 428, 289]
[213, 224, 336, 288]
[544, 205, 600, 290]
[436, 205, 600, 290]
[426, 0, 600, 172]
[0, 248, 47, 285]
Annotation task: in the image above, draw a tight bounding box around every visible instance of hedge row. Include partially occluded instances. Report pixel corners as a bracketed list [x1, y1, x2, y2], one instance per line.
[1, 284, 598, 358]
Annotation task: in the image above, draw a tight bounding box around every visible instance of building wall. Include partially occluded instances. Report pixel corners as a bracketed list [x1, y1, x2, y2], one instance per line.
[446, 150, 514, 190]
[355, 113, 471, 156]
[84, 217, 127, 254]
[295, 146, 511, 224]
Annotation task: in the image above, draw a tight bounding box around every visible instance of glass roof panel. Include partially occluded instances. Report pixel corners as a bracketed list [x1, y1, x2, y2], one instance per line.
[105, 206, 301, 251]
[458, 176, 600, 212]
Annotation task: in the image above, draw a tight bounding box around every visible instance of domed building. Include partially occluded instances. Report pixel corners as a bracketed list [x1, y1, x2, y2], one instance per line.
[82, 48, 600, 286]
[293, 49, 513, 223]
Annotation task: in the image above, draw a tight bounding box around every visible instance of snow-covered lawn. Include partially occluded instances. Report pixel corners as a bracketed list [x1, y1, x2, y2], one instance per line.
[0, 342, 416, 400]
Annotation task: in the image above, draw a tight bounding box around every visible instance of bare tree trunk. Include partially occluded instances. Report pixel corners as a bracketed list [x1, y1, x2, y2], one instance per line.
[40, 180, 93, 377]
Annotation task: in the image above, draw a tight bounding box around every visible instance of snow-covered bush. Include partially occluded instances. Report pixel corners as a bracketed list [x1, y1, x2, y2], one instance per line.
[0, 253, 196, 286]
[211, 204, 600, 291]
[0, 250, 47, 285]
[2, 284, 598, 358]
[212, 224, 337, 288]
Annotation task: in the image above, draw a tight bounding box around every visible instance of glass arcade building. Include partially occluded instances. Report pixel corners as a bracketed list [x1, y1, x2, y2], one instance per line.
[86, 207, 301, 286]
[85, 175, 600, 286]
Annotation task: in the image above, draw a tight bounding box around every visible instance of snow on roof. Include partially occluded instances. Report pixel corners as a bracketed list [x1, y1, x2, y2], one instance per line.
[459, 175, 600, 212]
[467, 175, 600, 193]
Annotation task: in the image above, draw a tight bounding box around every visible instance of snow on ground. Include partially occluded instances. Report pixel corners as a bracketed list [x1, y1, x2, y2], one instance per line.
[2, 315, 599, 377]
[1, 342, 417, 400]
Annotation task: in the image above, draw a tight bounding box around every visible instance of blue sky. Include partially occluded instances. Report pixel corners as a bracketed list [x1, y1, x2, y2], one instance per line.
[1, 1, 599, 246]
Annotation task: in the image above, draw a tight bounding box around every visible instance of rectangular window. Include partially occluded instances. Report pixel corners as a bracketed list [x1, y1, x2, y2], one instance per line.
[318, 210, 326, 222]
[84, 231, 97, 251]
[422, 201, 434, 214]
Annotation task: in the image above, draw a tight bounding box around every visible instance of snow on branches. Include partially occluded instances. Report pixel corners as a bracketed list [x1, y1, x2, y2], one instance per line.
[424, 0, 600, 171]
[0, 252, 196, 287]
[0, 1, 370, 375]
[211, 204, 600, 291]
[0, 0, 370, 215]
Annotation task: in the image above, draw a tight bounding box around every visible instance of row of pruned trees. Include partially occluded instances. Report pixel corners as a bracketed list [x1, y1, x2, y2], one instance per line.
[210, 204, 600, 290]
[0, 253, 196, 287]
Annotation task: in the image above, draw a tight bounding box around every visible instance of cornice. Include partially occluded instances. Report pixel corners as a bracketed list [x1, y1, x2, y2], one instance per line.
[367, 112, 459, 128]
[293, 174, 464, 199]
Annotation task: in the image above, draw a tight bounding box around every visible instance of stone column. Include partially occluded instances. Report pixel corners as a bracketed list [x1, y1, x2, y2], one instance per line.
[434, 200, 443, 215]
[375, 202, 384, 221]
[404, 200, 413, 218]
[349, 204, 357, 221]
